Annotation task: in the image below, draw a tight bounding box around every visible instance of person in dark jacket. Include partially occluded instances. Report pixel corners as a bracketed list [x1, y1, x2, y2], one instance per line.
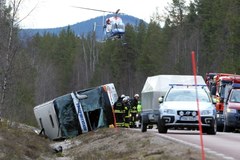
[122, 96, 131, 128]
[129, 94, 140, 128]
[113, 95, 125, 127]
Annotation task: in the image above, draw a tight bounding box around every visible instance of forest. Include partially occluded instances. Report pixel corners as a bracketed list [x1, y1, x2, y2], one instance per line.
[0, 0, 240, 125]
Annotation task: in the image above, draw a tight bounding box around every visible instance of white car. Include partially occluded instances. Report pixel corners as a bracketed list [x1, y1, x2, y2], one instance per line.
[158, 84, 217, 134]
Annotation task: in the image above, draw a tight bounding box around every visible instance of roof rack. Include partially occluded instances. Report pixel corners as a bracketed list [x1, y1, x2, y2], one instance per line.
[169, 84, 207, 88]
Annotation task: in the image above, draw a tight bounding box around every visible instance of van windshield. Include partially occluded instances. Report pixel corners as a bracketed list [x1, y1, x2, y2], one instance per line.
[165, 89, 210, 102]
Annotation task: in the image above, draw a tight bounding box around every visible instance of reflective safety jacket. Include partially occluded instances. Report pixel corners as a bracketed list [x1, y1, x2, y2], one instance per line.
[137, 101, 142, 113]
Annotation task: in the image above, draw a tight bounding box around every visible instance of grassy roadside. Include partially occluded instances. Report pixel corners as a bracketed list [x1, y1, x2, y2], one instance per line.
[0, 118, 221, 160]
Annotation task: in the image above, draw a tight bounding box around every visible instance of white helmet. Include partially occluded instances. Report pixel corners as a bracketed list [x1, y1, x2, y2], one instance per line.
[123, 97, 128, 102]
[121, 94, 125, 98]
[134, 94, 139, 98]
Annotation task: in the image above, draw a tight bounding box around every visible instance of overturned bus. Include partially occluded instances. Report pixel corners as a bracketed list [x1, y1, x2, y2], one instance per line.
[33, 83, 118, 140]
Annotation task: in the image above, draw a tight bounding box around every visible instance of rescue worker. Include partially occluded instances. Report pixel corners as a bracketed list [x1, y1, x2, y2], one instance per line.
[122, 96, 131, 128]
[129, 94, 140, 128]
[137, 100, 142, 114]
[113, 95, 125, 127]
[136, 100, 142, 128]
[131, 94, 139, 108]
[105, 18, 112, 33]
[211, 76, 218, 103]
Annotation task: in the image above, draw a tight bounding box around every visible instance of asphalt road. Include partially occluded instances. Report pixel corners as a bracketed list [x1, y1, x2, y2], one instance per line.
[147, 129, 240, 160]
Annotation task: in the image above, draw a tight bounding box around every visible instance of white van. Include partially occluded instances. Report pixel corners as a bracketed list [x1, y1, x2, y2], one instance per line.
[34, 83, 118, 140]
[140, 75, 209, 132]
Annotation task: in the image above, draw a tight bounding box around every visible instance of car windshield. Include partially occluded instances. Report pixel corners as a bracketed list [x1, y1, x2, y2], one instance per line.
[165, 89, 210, 102]
[229, 90, 240, 103]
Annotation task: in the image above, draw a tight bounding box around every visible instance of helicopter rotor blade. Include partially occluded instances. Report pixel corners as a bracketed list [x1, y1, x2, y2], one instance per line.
[71, 6, 116, 14]
[115, 9, 120, 14]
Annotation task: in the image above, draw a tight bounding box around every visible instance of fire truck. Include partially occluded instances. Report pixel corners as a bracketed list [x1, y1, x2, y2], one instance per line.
[205, 73, 233, 91]
[206, 73, 240, 131]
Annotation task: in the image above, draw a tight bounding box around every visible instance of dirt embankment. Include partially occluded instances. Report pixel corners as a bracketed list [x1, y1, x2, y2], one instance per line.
[0, 119, 219, 160]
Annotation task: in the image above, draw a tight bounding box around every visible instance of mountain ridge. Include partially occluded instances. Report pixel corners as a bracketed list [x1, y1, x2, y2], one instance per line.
[20, 14, 146, 40]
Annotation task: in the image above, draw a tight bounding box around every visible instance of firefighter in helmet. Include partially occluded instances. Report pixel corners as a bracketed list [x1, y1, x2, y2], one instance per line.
[113, 94, 125, 127]
[129, 94, 140, 128]
[123, 96, 130, 128]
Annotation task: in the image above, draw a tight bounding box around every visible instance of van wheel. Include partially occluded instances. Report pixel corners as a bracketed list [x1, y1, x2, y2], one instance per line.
[157, 118, 167, 133]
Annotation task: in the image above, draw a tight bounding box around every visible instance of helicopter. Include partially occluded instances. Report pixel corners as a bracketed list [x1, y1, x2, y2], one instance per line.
[72, 6, 126, 41]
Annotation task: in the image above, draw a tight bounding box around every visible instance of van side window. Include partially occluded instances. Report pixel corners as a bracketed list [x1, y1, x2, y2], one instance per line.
[49, 115, 54, 128]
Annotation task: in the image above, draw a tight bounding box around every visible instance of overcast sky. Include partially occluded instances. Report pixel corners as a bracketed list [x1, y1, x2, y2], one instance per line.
[17, 0, 187, 29]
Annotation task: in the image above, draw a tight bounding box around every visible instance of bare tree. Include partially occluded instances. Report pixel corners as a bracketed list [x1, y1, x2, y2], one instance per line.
[0, 0, 37, 116]
[0, 0, 17, 105]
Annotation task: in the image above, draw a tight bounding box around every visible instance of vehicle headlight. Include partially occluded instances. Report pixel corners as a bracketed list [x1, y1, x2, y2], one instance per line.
[179, 111, 184, 116]
[163, 109, 175, 114]
[201, 110, 213, 115]
[227, 108, 237, 113]
[192, 111, 197, 116]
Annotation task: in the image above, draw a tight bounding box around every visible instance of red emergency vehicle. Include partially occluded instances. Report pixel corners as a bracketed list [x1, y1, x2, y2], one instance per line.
[205, 73, 239, 131]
